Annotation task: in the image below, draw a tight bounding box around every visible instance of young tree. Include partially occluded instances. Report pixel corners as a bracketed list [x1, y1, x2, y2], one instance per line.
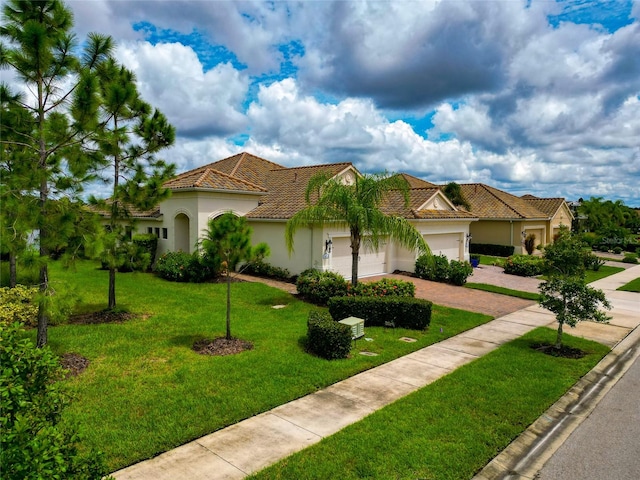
[1, 0, 113, 346]
[539, 228, 611, 349]
[285, 172, 430, 286]
[90, 57, 175, 310]
[200, 213, 269, 340]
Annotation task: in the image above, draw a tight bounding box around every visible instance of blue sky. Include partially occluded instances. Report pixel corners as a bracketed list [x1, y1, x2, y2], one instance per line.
[64, 0, 640, 205]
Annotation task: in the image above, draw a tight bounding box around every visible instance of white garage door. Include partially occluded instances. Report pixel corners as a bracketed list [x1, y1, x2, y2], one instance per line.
[424, 233, 461, 261]
[331, 237, 387, 279]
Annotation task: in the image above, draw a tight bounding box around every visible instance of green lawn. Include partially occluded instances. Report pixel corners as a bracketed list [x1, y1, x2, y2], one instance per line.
[250, 328, 609, 480]
[585, 265, 624, 283]
[617, 277, 640, 292]
[478, 255, 507, 267]
[35, 261, 492, 471]
[465, 282, 541, 301]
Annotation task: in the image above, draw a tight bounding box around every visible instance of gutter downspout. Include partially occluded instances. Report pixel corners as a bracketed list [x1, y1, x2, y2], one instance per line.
[510, 220, 514, 246]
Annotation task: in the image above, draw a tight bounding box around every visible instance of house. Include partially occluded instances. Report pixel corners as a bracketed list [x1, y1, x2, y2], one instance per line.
[457, 184, 573, 254]
[129, 152, 478, 279]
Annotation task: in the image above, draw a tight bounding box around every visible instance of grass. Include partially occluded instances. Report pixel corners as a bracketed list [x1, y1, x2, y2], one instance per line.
[31, 260, 492, 471]
[478, 255, 507, 267]
[465, 282, 541, 301]
[617, 277, 640, 292]
[249, 328, 609, 480]
[585, 265, 624, 283]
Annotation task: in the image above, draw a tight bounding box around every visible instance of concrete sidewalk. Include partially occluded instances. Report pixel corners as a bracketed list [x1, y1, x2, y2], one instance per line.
[113, 266, 640, 480]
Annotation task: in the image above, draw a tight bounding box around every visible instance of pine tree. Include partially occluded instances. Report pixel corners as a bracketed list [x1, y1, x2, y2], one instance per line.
[90, 57, 175, 310]
[1, 0, 113, 346]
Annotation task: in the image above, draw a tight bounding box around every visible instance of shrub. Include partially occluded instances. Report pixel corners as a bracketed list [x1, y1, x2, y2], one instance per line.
[132, 234, 158, 267]
[347, 278, 415, 297]
[503, 255, 543, 277]
[470, 254, 481, 261]
[622, 253, 638, 264]
[0, 322, 110, 479]
[613, 246, 623, 255]
[154, 251, 217, 282]
[582, 251, 605, 271]
[415, 254, 450, 282]
[448, 260, 474, 286]
[524, 233, 536, 255]
[469, 243, 515, 257]
[306, 311, 352, 360]
[0, 285, 38, 327]
[328, 296, 432, 330]
[242, 260, 291, 281]
[296, 269, 348, 305]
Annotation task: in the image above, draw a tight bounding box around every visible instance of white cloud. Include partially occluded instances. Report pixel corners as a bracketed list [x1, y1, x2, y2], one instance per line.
[116, 41, 249, 137]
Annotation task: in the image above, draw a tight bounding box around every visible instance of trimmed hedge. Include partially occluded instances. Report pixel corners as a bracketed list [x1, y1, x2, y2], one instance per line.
[470, 243, 515, 257]
[296, 269, 348, 305]
[306, 311, 352, 360]
[242, 260, 291, 281]
[154, 251, 217, 282]
[327, 296, 432, 330]
[346, 278, 415, 297]
[415, 254, 473, 286]
[503, 255, 543, 277]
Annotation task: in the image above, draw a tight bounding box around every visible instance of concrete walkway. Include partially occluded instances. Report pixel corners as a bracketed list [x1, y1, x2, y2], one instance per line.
[113, 266, 640, 480]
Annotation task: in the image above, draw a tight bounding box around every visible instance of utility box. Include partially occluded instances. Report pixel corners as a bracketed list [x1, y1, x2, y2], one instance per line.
[339, 316, 365, 340]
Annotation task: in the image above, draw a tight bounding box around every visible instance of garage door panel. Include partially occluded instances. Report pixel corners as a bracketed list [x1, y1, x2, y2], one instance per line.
[331, 238, 387, 278]
[424, 234, 460, 261]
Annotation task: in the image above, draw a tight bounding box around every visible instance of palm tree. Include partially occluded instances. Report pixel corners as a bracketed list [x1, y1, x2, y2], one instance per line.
[285, 171, 431, 286]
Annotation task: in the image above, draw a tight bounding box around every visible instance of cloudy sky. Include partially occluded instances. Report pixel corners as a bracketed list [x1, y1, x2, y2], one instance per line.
[27, 1, 640, 204]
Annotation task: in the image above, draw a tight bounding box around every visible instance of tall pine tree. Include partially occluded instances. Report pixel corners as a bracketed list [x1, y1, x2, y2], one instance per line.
[1, 0, 113, 346]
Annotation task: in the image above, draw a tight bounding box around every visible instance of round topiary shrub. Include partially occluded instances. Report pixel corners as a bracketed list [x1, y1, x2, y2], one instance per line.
[296, 269, 348, 305]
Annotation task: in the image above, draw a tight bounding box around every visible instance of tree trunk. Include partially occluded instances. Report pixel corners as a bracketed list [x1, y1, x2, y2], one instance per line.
[108, 266, 116, 310]
[350, 228, 360, 286]
[9, 253, 17, 288]
[555, 322, 564, 349]
[36, 259, 49, 348]
[226, 268, 231, 340]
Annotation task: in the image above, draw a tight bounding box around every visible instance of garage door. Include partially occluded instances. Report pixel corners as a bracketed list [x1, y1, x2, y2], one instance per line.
[424, 233, 461, 261]
[331, 237, 387, 279]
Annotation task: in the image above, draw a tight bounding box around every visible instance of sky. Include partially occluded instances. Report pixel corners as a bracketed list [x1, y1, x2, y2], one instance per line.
[8, 0, 640, 205]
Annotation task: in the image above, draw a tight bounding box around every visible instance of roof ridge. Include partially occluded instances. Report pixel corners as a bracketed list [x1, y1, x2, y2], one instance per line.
[271, 162, 353, 172]
[482, 184, 530, 218]
[206, 167, 268, 191]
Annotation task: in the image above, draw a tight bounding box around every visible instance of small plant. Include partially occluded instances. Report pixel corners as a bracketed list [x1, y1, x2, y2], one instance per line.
[242, 260, 291, 281]
[0, 322, 111, 479]
[448, 260, 473, 286]
[613, 246, 623, 255]
[415, 254, 450, 282]
[296, 269, 348, 305]
[0, 285, 38, 327]
[524, 233, 536, 255]
[306, 311, 352, 360]
[582, 251, 605, 271]
[622, 253, 638, 264]
[470, 254, 481, 261]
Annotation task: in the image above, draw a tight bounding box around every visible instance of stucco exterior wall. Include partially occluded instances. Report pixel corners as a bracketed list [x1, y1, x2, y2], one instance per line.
[549, 204, 572, 241]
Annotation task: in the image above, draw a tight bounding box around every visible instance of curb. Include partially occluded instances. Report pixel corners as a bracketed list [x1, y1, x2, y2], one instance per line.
[472, 324, 640, 480]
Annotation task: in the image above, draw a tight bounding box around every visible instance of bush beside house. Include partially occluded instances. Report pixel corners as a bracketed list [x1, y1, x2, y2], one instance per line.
[414, 254, 473, 285]
[306, 311, 352, 360]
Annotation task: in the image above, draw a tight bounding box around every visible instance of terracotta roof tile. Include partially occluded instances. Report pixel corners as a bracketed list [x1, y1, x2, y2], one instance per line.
[459, 184, 548, 219]
[245, 163, 352, 219]
[521, 196, 569, 218]
[164, 167, 266, 192]
[89, 201, 162, 219]
[397, 173, 438, 189]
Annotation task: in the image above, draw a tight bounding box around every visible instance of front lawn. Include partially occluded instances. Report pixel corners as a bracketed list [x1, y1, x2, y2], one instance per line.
[585, 265, 624, 283]
[617, 277, 640, 292]
[465, 282, 541, 301]
[37, 261, 492, 471]
[250, 328, 609, 480]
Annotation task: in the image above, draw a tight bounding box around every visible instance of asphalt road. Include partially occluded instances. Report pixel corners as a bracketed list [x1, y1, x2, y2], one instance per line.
[537, 354, 640, 480]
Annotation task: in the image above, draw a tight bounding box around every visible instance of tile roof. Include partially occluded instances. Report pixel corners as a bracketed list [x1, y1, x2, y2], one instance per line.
[459, 184, 549, 219]
[245, 163, 352, 219]
[163, 152, 283, 192]
[89, 201, 162, 219]
[397, 173, 438, 189]
[521, 195, 570, 218]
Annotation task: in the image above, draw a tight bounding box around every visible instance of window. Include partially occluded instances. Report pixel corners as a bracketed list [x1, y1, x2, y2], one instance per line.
[147, 227, 153, 234]
[162, 228, 168, 239]
[154, 227, 160, 237]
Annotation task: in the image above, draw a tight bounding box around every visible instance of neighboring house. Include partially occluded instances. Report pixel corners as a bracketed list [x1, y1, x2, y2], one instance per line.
[124, 152, 477, 279]
[457, 184, 573, 254]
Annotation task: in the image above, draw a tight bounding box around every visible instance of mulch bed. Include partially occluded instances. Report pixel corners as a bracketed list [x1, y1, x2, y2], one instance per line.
[531, 343, 587, 359]
[68, 310, 142, 325]
[193, 337, 254, 356]
[60, 352, 90, 378]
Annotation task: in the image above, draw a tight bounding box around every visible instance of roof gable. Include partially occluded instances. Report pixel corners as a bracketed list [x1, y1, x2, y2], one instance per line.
[521, 195, 573, 220]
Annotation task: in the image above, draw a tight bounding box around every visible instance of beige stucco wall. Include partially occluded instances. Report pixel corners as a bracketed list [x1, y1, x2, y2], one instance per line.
[549, 203, 573, 241]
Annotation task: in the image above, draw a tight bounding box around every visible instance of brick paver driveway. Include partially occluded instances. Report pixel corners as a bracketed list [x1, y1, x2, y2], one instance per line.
[364, 273, 535, 318]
